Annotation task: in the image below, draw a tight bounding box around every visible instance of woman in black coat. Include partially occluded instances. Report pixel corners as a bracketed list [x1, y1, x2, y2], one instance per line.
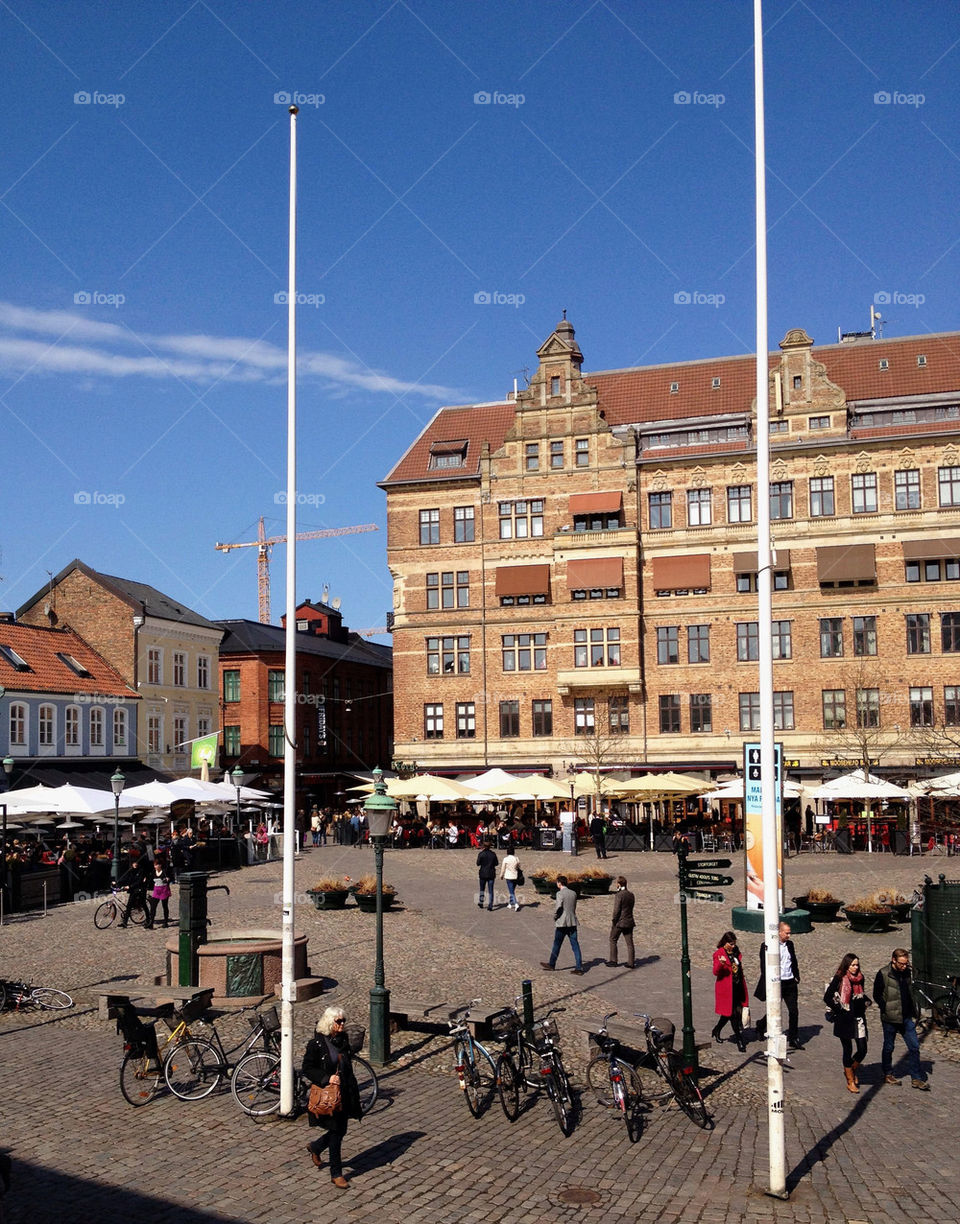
[303, 1007, 363, 1189]
[823, 952, 870, 1093]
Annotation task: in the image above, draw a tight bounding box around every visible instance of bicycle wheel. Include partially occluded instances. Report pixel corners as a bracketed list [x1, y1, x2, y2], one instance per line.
[164, 1038, 224, 1101]
[231, 1050, 282, 1116]
[127, 900, 148, 927]
[94, 900, 118, 929]
[32, 987, 73, 1010]
[931, 993, 960, 1030]
[549, 1052, 575, 1136]
[587, 1055, 639, 1109]
[544, 1068, 573, 1136]
[496, 1050, 521, 1121]
[120, 1050, 162, 1107]
[352, 1055, 379, 1115]
[670, 1061, 711, 1129]
[633, 1052, 673, 1105]
[454, 1039, 482, 1117]
[0, 982, 6, 1011]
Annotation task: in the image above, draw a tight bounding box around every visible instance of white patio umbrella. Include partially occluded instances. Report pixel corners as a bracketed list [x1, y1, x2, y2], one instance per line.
[702, 777, 806, 802]
[810, 770, 911, 853]
[913, 771, 960, 796]
[3, 783, 141, 815]
[123, 780, 208, 806]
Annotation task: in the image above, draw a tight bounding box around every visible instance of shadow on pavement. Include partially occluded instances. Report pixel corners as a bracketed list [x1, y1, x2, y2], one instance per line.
[346, 1129, 427, 1177]
[785, 1078, 878, 1193]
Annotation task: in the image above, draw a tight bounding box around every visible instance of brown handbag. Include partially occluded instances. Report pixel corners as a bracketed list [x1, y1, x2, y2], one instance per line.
[307, 1081, 341, 1117]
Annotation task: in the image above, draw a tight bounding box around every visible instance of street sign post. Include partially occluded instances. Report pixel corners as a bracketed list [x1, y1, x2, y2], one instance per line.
[684, 872, 734, 888]
[682, 889, 725, 904]
[688, 858, 732, 870]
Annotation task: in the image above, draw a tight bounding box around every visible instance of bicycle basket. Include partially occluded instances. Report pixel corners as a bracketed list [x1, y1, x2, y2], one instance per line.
[490, 1009, 522, 1039]
[178, 988, 215, 1024]
[345, 1023, 366, 1054]
[532, 1016, 559, 1042]
[649, 1017, 676, 1050]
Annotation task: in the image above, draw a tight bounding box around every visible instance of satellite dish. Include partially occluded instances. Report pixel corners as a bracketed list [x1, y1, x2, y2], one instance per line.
[332, 597, 341, 611]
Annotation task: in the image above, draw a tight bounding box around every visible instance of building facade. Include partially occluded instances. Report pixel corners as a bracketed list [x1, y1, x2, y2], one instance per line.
[381, 317, 960, 783]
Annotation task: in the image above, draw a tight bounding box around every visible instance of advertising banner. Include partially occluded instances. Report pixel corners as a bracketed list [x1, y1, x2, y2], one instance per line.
[743, 742, 783, 910]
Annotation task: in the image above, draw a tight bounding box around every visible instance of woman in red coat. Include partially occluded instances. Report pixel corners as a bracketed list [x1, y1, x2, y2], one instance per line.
[712, 931, 747, 1051]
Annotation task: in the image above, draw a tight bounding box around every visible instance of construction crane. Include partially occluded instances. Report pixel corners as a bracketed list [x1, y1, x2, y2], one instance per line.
[215, 516, 378, 624]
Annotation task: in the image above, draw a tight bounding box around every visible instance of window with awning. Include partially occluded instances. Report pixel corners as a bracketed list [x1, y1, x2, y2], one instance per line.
[902, 538, 960, 560]
[495, 564, 551, 597]
[569, 491, 622, 514]
[816, 543, 876, 584]
[651, 554, 711, 591]
[733, 549, 791, 573]
[567, 556, 624, 592]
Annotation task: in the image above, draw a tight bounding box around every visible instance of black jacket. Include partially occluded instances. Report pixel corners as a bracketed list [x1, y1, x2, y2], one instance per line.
[823, 974, 870, 1039]
[476, 848, 498, 880]
[302, 1035, 362, 1126]
[754, 939, 800, 1001]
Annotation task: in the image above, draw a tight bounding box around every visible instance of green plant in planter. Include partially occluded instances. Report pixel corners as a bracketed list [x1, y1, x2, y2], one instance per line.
[306, 876, 353, 910]
[844, 894, 894, 932]
[570, 866, 614, 894]
[351, 874, 398, 909]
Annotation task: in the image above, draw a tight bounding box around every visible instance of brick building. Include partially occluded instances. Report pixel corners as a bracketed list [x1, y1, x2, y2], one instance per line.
[216, 600, 393, 805]
[381, 316, 960, 784]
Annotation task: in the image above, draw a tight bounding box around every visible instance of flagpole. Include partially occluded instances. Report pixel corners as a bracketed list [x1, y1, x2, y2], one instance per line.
[280, 103, 299, 1116]
[754, 0, 788, 1198]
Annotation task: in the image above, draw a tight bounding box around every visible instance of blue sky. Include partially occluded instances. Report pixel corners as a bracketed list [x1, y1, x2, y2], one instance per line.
[1, 1, 958, 636]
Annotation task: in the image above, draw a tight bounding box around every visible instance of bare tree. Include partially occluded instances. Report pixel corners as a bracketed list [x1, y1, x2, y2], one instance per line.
[811, 653, 910, 774]
[561, 724, 631, 811]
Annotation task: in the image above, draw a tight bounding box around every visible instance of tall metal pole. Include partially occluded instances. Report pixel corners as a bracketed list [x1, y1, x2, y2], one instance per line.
[754, 0, 787, 1198]
[676, 844, 697, 1070]
[279, 103, 299, 1116]
[370, 832, 389, 1063]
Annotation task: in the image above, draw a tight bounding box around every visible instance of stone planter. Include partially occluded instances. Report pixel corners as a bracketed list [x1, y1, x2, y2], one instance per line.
[844, 907, 894, 934]
[575, 876, 614, 896]
[306, 888, 351, 911]
[354, 891, 397, 912]
[531, 875, 558, 896]
[794, 896, 844, 923]
[886, 901, 912, 923]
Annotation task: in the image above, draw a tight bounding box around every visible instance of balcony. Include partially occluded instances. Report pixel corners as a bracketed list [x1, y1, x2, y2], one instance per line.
[556, 666, 642, 695]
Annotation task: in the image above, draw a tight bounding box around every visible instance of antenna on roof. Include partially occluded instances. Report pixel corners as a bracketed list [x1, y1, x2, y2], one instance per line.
[321, 584, 329, 603]
[838, 304, 884, 344]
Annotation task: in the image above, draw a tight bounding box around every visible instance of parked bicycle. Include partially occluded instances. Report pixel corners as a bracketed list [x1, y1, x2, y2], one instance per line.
[94, 885, 147, 929]
[447, 998, 498, 1117]
[0, 978, 73, 1013]
[164, 1001, 287, 1102]
[495, 1001, 574, 1135]
[117, 988, 215, 1107]
[585, 1012, 643, 1142]
[914, 975, 960, 1031]
[631, 1013, 711, 1129]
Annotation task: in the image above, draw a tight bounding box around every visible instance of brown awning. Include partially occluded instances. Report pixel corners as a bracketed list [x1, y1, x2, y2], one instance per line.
[567, 557, 624, 589]
[651, 554, 711, 591]
[816, 543, 876, 583]
[902, 538, 960, 561]
[733, 549, 791, 573]
[569, 491, 623, 515]
[495, 564, 551, 597]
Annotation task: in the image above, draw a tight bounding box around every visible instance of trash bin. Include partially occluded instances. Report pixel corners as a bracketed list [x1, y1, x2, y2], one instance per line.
[912, 875, 960, 985]
[834, 828, 853, 855]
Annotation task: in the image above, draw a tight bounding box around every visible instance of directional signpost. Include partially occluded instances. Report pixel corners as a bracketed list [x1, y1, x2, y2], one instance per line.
[676, 848, 733, 1067]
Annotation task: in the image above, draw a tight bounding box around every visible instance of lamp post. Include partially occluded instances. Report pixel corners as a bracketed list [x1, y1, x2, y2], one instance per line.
[1, 756, 14, 903]
[110, 768, 125, 884]
[231, 764, 244, 838]
[364, 766, 396, 1066]
[565, 763, 579, 857]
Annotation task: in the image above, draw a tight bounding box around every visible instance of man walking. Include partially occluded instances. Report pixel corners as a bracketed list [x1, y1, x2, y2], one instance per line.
[476, 838, 498, 910]
[755, 921, 803, 1049]
[606, 875, 635, 967]
[873, 947, 930, 1090]
[590, 813, 608, 859]
[541, 875, 585, 975]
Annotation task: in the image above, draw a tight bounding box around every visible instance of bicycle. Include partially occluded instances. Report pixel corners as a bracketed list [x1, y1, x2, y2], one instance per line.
[631, 1013, 711, 1129]
[94, 885, 147, 929]
[585, 1012, 644, 1142]
[164, 1000, 288, 1102]
[447, 998, 498, 1117]
[232, 1022, 379, 1118]
[913, 976, 960, 1031]
[0, 978, 73, 1012]
[117, 988, 216, 1107]
[495, 1001, 575, 1136]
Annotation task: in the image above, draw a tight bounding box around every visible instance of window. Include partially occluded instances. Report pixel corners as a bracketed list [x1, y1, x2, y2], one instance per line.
[769, 419, 789, 434]
[769, 481, 793, 520]
[690, 693, 712, 732]
[456, 702, 476, 739]
[820, 618, 843, 658]
[687, 488, 712, 526]
[499, 700, 520, 737]
[857, 688, 880, 729]
[727, 485, 752, 523]
[736, 622, 759, 662]
[499, 499, 544, 539]
[174, 716, 188, 753]
[148, 715, 162, 755]
[739, 692, 760, 731]
[906, 558, 960, 583]
[737, 571, 790, 592]
[659, 694, 681, 733]
[268, 670, 285, 702]
[943, 612, 960, 652]
[572, 510, 621, 532]
[809, 415, 830, 429]
[945, 686, 960, 726]
[525, 443, 539, 471]
[532, 699, 553, 737]
[56, 651, 91, 677]
[269, 725, 285, 757]
[657, 626, 680, 665]
[428, 441, 467, 469]
[65, 705, 80, 747]
[810, 476, 835, 517]
[574, 697, 595, 735]
[608, 695, 629, 734]
[649, 491, 672, 529]
[9, 703, 26, 746]
[39, 704, 55, 747]
[426, 572, 439, 610]
[424, 704, 443, 739]
[428, 571, 470, 610]
[574, 627, 620, 667]
[852, 472, 878, 514]
[0, 644, 31, 671]
[147, 648, 162, 685]
[822, 689, 846, 729]
[113, 707, 127, 750]
[550, 440, 564, 469]
[688, 625, 710, 664]
[89, 706, 103, 748]
[426, 636, 470, 675]
[197, 655, 210, 689]
[939, 466, 960, 507]
[173, 651, 186, 687]
[223, 725, 240, 756]
[853, 616, 877, 656]
[792, 375, 802, 390]
[575, 438, 589, 467]
[419, 508, 440, 545]
[773, 691, 795, 730]
[906, 613, 931, 655]
[895, 468, 921, 510]
[550, 376, 561, 396]
[453, 506, 475, 542]
[910, 686, 933, 727]
[502, 633, 547, 671]
[198, 715, 211, 740]
[772, 620, 792, 660]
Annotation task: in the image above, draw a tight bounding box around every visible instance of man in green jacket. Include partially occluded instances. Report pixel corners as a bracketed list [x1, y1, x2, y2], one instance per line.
[873, 948, 929, 1090]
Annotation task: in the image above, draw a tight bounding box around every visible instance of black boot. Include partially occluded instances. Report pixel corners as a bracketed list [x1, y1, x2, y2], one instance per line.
[711, 1021, 724, 1043]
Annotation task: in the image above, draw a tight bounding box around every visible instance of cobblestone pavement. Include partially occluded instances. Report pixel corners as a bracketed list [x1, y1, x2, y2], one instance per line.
[1, 843, 958, 1223]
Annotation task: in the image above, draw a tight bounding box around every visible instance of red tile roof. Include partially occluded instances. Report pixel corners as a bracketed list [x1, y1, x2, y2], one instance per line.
[382, 402, 516, 485]
[0, 622, 137, 696]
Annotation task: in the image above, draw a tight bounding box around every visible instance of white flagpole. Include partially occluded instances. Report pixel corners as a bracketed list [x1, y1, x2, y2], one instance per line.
[754, 1, 787, 1198]
[280, 103, 299, 1116]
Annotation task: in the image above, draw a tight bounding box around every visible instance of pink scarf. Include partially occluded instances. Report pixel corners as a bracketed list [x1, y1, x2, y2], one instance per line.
[839, 971, 864, 1007]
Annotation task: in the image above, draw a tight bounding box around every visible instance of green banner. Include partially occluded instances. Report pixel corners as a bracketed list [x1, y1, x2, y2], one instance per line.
[190, 732, 219, 769]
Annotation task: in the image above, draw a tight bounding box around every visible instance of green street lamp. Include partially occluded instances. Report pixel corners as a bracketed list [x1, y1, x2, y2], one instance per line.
[231, 765, 244, 838]
[364, 766, 397, 1066]
[110, 768, 125, 884]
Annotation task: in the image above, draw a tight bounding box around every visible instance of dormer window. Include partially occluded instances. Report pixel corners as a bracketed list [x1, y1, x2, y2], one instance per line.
[429, 439, 468, 469]
[711, 377, 721, 389]
[878, 359, 889, 371]
[550, 376, 561, 396]
[670, 381, 679, 394]
[56, 651, 92, 677]
[0, 644, 31, 672]
[917, 355, 927, 367]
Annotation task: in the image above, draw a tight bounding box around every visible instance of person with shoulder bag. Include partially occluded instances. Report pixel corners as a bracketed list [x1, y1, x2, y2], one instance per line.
[499, 849, 523, 911]
[823, 952, 871, 1093]
[303, 1007, 363, 1189]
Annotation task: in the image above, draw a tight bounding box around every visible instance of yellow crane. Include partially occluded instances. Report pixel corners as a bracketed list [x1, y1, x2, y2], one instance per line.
[215, 516, 378, 624]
